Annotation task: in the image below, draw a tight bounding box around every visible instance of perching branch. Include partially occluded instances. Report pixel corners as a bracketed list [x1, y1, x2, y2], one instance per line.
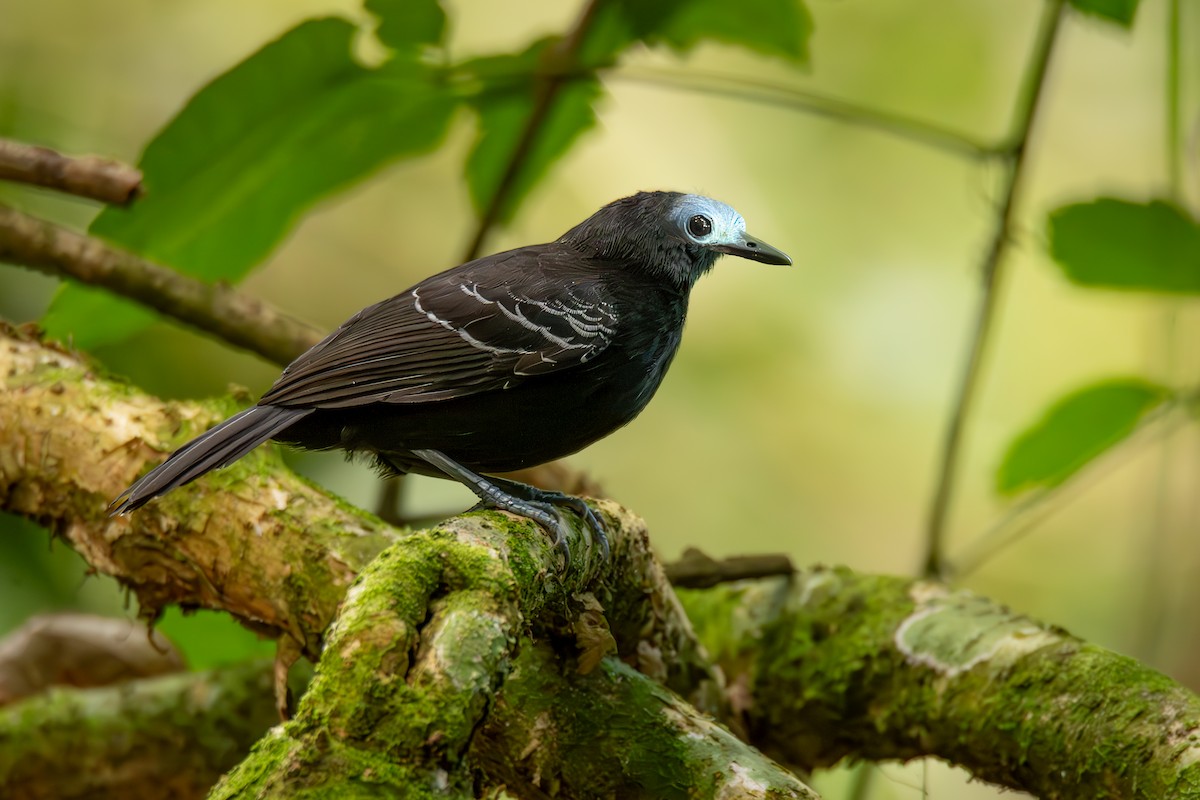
[0, 323, 396, 658]
[0, 138, 143, 206]
[209, 518, 814, 799]
[921, 0, 1068, 577]
[0, 203, 321, 366]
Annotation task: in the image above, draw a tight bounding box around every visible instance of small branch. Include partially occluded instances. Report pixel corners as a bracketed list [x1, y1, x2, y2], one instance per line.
[0, 203, 321, 366]
[0, 661, 277, 800]
[920, 0, 1067, 578]
[0, 138, 143, 206]
[0, 613, 183, 706]
[462, 0, 605, 260]
[664, 547, 794, 589]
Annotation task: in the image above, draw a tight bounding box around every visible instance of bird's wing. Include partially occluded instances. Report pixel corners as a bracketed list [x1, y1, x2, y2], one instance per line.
[258, 249, 617, 409]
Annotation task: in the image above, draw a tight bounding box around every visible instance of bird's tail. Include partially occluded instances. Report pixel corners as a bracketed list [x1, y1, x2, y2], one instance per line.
[108, 405, 311, 515]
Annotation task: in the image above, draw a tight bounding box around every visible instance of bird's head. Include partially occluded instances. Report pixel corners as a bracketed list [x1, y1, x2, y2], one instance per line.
[561, 191, 791, 292]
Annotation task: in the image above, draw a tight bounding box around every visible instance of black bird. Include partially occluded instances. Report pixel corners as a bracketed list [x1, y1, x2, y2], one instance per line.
[109, 191, 791, 561]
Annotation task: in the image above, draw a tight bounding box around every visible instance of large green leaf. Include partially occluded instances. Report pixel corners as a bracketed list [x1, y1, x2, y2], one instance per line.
[996, 379, 1170, 496]
[1047, 198, 1200, 295]
[43, 18, 456, 349]
[1068, 0, 1140, 28]
[464, 40, 603, 226]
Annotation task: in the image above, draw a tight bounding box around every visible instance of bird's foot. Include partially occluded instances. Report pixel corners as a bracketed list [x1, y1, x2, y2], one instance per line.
[412, 449, 609, 569]
[487, 477, 610, 562]
[469, 496, 575, 567]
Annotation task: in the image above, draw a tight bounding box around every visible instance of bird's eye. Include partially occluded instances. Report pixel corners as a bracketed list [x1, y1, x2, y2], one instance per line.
[687, 214, 713, 238]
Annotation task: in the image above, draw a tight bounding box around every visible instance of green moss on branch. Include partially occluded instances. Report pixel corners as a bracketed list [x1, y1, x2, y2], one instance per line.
[681, 567, 1200, 799]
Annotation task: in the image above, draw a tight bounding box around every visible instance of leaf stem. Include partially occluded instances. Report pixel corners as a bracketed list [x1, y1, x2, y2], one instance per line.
[614, 67, 1000, 159]
[461, 0, 605, 261]
[920, 0, 1068, 578]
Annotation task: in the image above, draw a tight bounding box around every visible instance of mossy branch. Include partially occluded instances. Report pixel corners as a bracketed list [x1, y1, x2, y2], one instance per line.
[681, 570, 1200, 799]
[4, 323, 1199, 798]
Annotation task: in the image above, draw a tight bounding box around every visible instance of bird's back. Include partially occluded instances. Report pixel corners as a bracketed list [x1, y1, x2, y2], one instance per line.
[268, 242, 690, 474]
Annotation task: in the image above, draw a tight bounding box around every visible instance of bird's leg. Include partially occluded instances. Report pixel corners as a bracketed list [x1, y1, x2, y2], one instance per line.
[411, 449, 603, 567]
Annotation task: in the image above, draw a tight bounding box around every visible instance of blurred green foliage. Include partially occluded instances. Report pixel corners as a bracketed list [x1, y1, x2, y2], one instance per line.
[1, 1, 1197, 794]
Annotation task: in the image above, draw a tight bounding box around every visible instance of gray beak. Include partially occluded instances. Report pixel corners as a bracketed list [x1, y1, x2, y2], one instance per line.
[713, 232, 792, 265]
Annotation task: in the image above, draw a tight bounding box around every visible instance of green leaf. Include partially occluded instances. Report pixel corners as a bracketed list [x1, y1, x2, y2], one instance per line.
[585, 0, 812, 66]
[464, 40, 602, 225]
[366, 0, 446, 52]
[996, 379, 1170, 496]
[44, 18, 455, 349]
[1068, 0, 1140, 28]
[1047, 198, 1200, 295]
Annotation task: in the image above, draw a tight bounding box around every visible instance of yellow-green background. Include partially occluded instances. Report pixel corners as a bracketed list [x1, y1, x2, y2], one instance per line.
[1, 1, 1196, 796]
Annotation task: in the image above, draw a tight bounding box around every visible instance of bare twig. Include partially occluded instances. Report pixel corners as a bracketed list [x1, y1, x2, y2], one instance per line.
[0, 203, 322, 365]
[663, 548, 794, 589]
[0, 138, 143, 206]
[461, 0, 605, 260]
[920, 0, 1067, 578]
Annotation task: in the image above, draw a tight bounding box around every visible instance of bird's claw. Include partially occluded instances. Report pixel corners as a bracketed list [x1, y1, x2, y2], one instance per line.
[552, 525, 573, 571]
[444, 463, 607, 571]
[534, 494, 609, 565]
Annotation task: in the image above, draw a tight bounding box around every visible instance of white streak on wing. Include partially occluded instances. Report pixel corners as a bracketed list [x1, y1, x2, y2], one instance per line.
[464, 284, 584, 350]
[515, 294, 616, 339]
[413, 286, 531, 357]
[564, 312, 612, 337]
[414, 283, 615, 369]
